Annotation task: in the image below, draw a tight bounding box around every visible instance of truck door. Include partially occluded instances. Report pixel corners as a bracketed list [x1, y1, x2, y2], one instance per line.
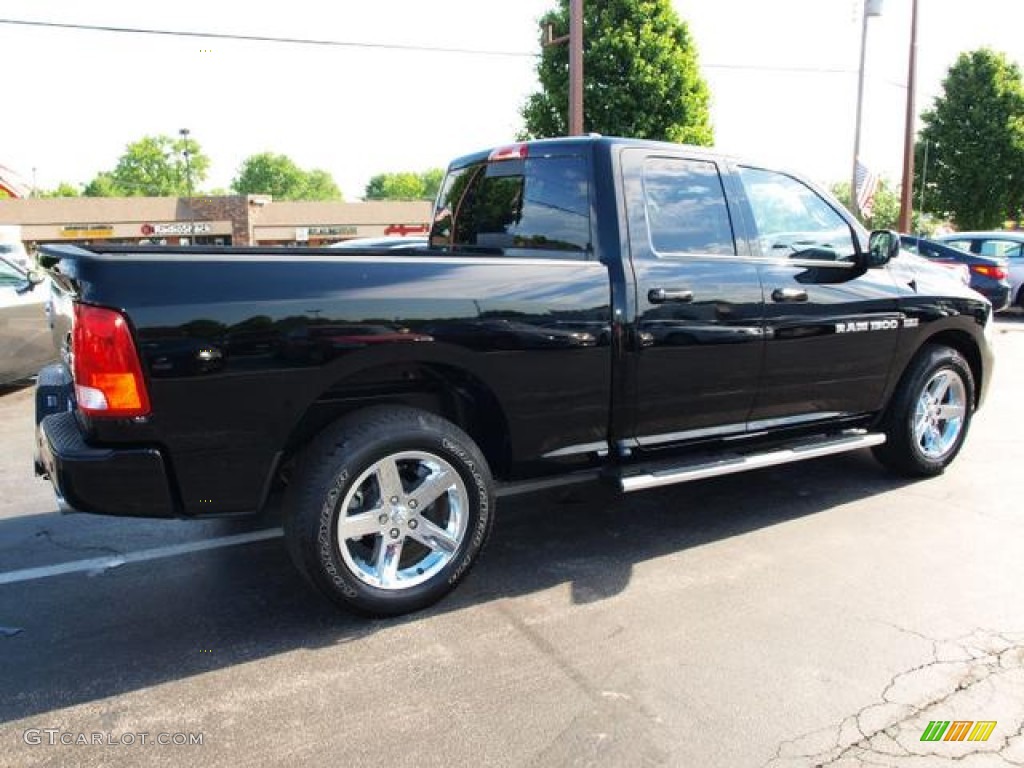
[621, 149, 765, 448]
[735, 166, 903, 427]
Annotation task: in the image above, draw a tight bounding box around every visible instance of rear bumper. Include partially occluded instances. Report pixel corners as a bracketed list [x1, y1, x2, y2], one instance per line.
[35, 367, 177, 518]
[981, 283, 1011, 312]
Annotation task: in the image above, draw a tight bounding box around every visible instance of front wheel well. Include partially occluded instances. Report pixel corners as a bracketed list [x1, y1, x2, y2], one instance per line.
[918, 330, 983, 408]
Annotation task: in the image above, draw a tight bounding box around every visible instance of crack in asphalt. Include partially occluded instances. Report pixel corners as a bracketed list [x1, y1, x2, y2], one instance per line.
[762, 628, 1024, 767]
[494, 602, 671, 767]
[34, 527, 124, 560]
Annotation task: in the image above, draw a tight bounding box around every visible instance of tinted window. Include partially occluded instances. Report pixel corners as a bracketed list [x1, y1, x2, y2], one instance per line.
[942, 239, 972, 252]
[642, 157, 735, 256]
[977, 239, 1024, 259]
[430, 155, 590, 257]
[738, 166, 856, 261]
[917, 241, 948, 259]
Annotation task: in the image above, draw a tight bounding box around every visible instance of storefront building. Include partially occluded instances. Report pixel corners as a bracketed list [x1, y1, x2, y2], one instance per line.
[0, 195, 432, 248]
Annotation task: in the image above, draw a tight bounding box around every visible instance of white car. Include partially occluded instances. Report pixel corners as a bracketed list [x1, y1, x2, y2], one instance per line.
[936, 231, 1024, 309]
[0, 256, 54, 386]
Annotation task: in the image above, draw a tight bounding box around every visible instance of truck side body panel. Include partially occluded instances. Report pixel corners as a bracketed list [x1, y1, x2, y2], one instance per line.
[44, 250, 612, 515]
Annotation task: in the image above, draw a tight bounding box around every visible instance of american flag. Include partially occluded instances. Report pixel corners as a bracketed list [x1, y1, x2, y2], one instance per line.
[855, 160, 880, 218]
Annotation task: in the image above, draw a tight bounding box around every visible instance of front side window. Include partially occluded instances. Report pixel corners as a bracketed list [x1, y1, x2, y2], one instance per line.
[430, 155, 590, 257]
[642, 157, 735, 256]
[942, 239, 972, 252]
[738, 166, 856, 262]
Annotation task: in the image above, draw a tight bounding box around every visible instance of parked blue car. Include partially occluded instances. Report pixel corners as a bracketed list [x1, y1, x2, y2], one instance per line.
[900, 235, 1011, 311]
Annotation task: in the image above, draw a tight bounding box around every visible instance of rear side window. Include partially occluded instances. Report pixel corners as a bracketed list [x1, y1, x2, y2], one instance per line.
[642, 157, 736, 256]
[978, 239, 1024, 259]
[430, 155, 590, 258]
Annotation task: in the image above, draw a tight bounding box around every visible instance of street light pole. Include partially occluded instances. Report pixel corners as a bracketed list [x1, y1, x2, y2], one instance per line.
[851, 0, 883, 218]
[897, 0, 920, 232]
[179, 128, 193, 198]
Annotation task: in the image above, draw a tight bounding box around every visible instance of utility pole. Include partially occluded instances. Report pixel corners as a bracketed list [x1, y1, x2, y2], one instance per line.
[851, 0, 883, 218]
[569, 0, 583, 135]
[544, 0, 584, 136]
[897, 0, 920, 232]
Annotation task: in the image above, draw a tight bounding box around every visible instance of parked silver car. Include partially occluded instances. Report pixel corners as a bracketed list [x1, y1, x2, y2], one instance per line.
[0, 255, 54, 386]
[328, 236, 429, 250]
[936, 231, 1024, 309]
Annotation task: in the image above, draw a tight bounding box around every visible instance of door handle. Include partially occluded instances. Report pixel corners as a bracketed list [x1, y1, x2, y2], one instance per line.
[648, 288, 694, 304]
[771, 287, 808, 303]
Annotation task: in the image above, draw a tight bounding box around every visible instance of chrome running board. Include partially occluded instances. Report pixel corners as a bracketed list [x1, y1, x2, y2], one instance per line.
[618, 431, 886, 493]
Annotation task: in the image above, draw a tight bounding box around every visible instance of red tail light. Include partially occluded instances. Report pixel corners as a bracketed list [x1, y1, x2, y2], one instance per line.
[487, 144, 529, 162]
[72, 304, 151, 418]
[970, 264, 1008, 280]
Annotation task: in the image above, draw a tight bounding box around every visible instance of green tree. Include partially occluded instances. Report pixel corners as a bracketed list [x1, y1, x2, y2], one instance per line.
[298, 168, 342, 200]
[915, 48, 1024, 230]
[831, 179, 900, 230]
[832, 179, 941, 234]
[520, 0, 712, 144]
[83, 135, 209, 196]
[420, 168, 444, 200]
[364, 169, 444, 200]
[83, 172, 121, 197]
[231, 153, 341, 200]
[39, 182, 81, 198]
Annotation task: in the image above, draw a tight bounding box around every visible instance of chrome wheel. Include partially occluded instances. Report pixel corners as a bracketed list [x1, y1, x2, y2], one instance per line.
[335, 451, 468, 590]
[913, 369, 967, 460]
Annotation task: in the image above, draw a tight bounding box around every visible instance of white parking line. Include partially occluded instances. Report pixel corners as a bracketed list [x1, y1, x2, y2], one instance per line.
[0, 528, 284, 586]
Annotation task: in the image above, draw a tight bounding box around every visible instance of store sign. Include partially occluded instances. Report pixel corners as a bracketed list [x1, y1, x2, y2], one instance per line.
[308, 226, 357, 237]
[61, 224, 114, 238]
[141, 222, 212, 236]
[385, 224, 429, 236]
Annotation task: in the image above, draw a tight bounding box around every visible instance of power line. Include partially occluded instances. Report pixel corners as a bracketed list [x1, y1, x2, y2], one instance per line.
[0, 18, 536, 58]
[1, 16, 909, 87]
[704, 61, 908, 89]
[704, 62, 854, 75]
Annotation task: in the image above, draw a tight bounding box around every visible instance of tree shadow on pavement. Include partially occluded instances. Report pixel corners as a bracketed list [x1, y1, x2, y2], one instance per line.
[0, 448, 916, 724]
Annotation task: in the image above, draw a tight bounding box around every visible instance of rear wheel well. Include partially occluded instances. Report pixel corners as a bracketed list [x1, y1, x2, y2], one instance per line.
[279, 362, 512, 483]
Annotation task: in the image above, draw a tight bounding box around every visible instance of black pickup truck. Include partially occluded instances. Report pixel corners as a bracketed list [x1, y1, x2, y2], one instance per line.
[34, 137, 993, 616]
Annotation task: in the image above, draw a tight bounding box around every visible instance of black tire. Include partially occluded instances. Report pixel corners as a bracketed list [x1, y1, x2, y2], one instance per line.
[283, 406, 495, 616]
[872, 344, 975, 477]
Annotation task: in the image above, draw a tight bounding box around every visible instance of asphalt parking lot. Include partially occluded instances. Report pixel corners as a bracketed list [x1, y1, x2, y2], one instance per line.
[2, 319, 1023, 768]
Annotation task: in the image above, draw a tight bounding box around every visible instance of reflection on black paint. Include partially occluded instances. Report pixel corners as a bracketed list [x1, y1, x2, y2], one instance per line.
[420, 317, 599, 351]
[141, 309, 611, 377]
